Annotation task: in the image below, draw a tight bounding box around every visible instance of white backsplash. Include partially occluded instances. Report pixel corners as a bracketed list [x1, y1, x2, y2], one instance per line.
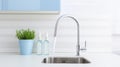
[112, 0, 120, 53]
[0, 0, 112, 53]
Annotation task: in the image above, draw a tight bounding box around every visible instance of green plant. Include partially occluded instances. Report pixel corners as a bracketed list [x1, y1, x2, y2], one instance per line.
[16, 29, 35, 40]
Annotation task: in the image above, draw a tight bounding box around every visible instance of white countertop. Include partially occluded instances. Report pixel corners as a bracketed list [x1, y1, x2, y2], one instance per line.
[0, 52, 120, 67]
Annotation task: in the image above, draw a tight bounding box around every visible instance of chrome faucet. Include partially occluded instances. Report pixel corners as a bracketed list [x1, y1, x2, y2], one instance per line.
[54, 15, 80, 56]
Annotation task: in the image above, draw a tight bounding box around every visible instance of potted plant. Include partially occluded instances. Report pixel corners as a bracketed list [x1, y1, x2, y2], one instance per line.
[16, 29, 35, 55]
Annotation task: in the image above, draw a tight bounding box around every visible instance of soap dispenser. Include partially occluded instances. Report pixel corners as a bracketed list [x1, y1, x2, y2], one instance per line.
[36, 33, 43, 55]
[42, 33, 50, 55]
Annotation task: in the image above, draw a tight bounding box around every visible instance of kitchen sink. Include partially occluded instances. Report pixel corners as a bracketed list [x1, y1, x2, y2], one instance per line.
[42, 57, 90, 64]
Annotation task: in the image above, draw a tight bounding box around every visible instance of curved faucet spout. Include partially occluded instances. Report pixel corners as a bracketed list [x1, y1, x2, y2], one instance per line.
[54, 15, 80, 56]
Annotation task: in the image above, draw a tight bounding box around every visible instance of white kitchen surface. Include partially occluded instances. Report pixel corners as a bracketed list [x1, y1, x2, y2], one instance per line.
[0, 52, 119, 67]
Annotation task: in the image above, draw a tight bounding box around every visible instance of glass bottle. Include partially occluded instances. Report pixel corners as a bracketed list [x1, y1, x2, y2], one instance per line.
[42, 33, 50, 55]
[36, 33, 43, 55]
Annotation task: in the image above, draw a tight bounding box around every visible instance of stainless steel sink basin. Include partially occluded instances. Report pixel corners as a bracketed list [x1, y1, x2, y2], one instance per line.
[42, 57, 90, 64]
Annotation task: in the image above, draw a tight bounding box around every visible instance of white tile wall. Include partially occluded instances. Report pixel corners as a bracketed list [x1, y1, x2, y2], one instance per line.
[0, 0, 112, 53]
[113, 0, 120, 34]
[112, 0, 120, 53]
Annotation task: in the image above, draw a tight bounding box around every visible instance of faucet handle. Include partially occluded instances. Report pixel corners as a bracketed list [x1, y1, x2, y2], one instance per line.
[80, 40, 87, 51]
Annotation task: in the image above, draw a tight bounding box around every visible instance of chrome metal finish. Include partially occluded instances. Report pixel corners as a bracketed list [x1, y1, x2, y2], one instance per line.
[42, 57, 90, 64]
[54, 15, 80, 56]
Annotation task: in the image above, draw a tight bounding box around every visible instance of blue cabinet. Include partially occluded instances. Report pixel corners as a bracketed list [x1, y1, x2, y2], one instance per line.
[7, 0, 41, 11]
[0, 0, 60, 13]
[0, 0, 2, 10]
[2, 0, 8, 10]
[40, 0, 60, 11]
